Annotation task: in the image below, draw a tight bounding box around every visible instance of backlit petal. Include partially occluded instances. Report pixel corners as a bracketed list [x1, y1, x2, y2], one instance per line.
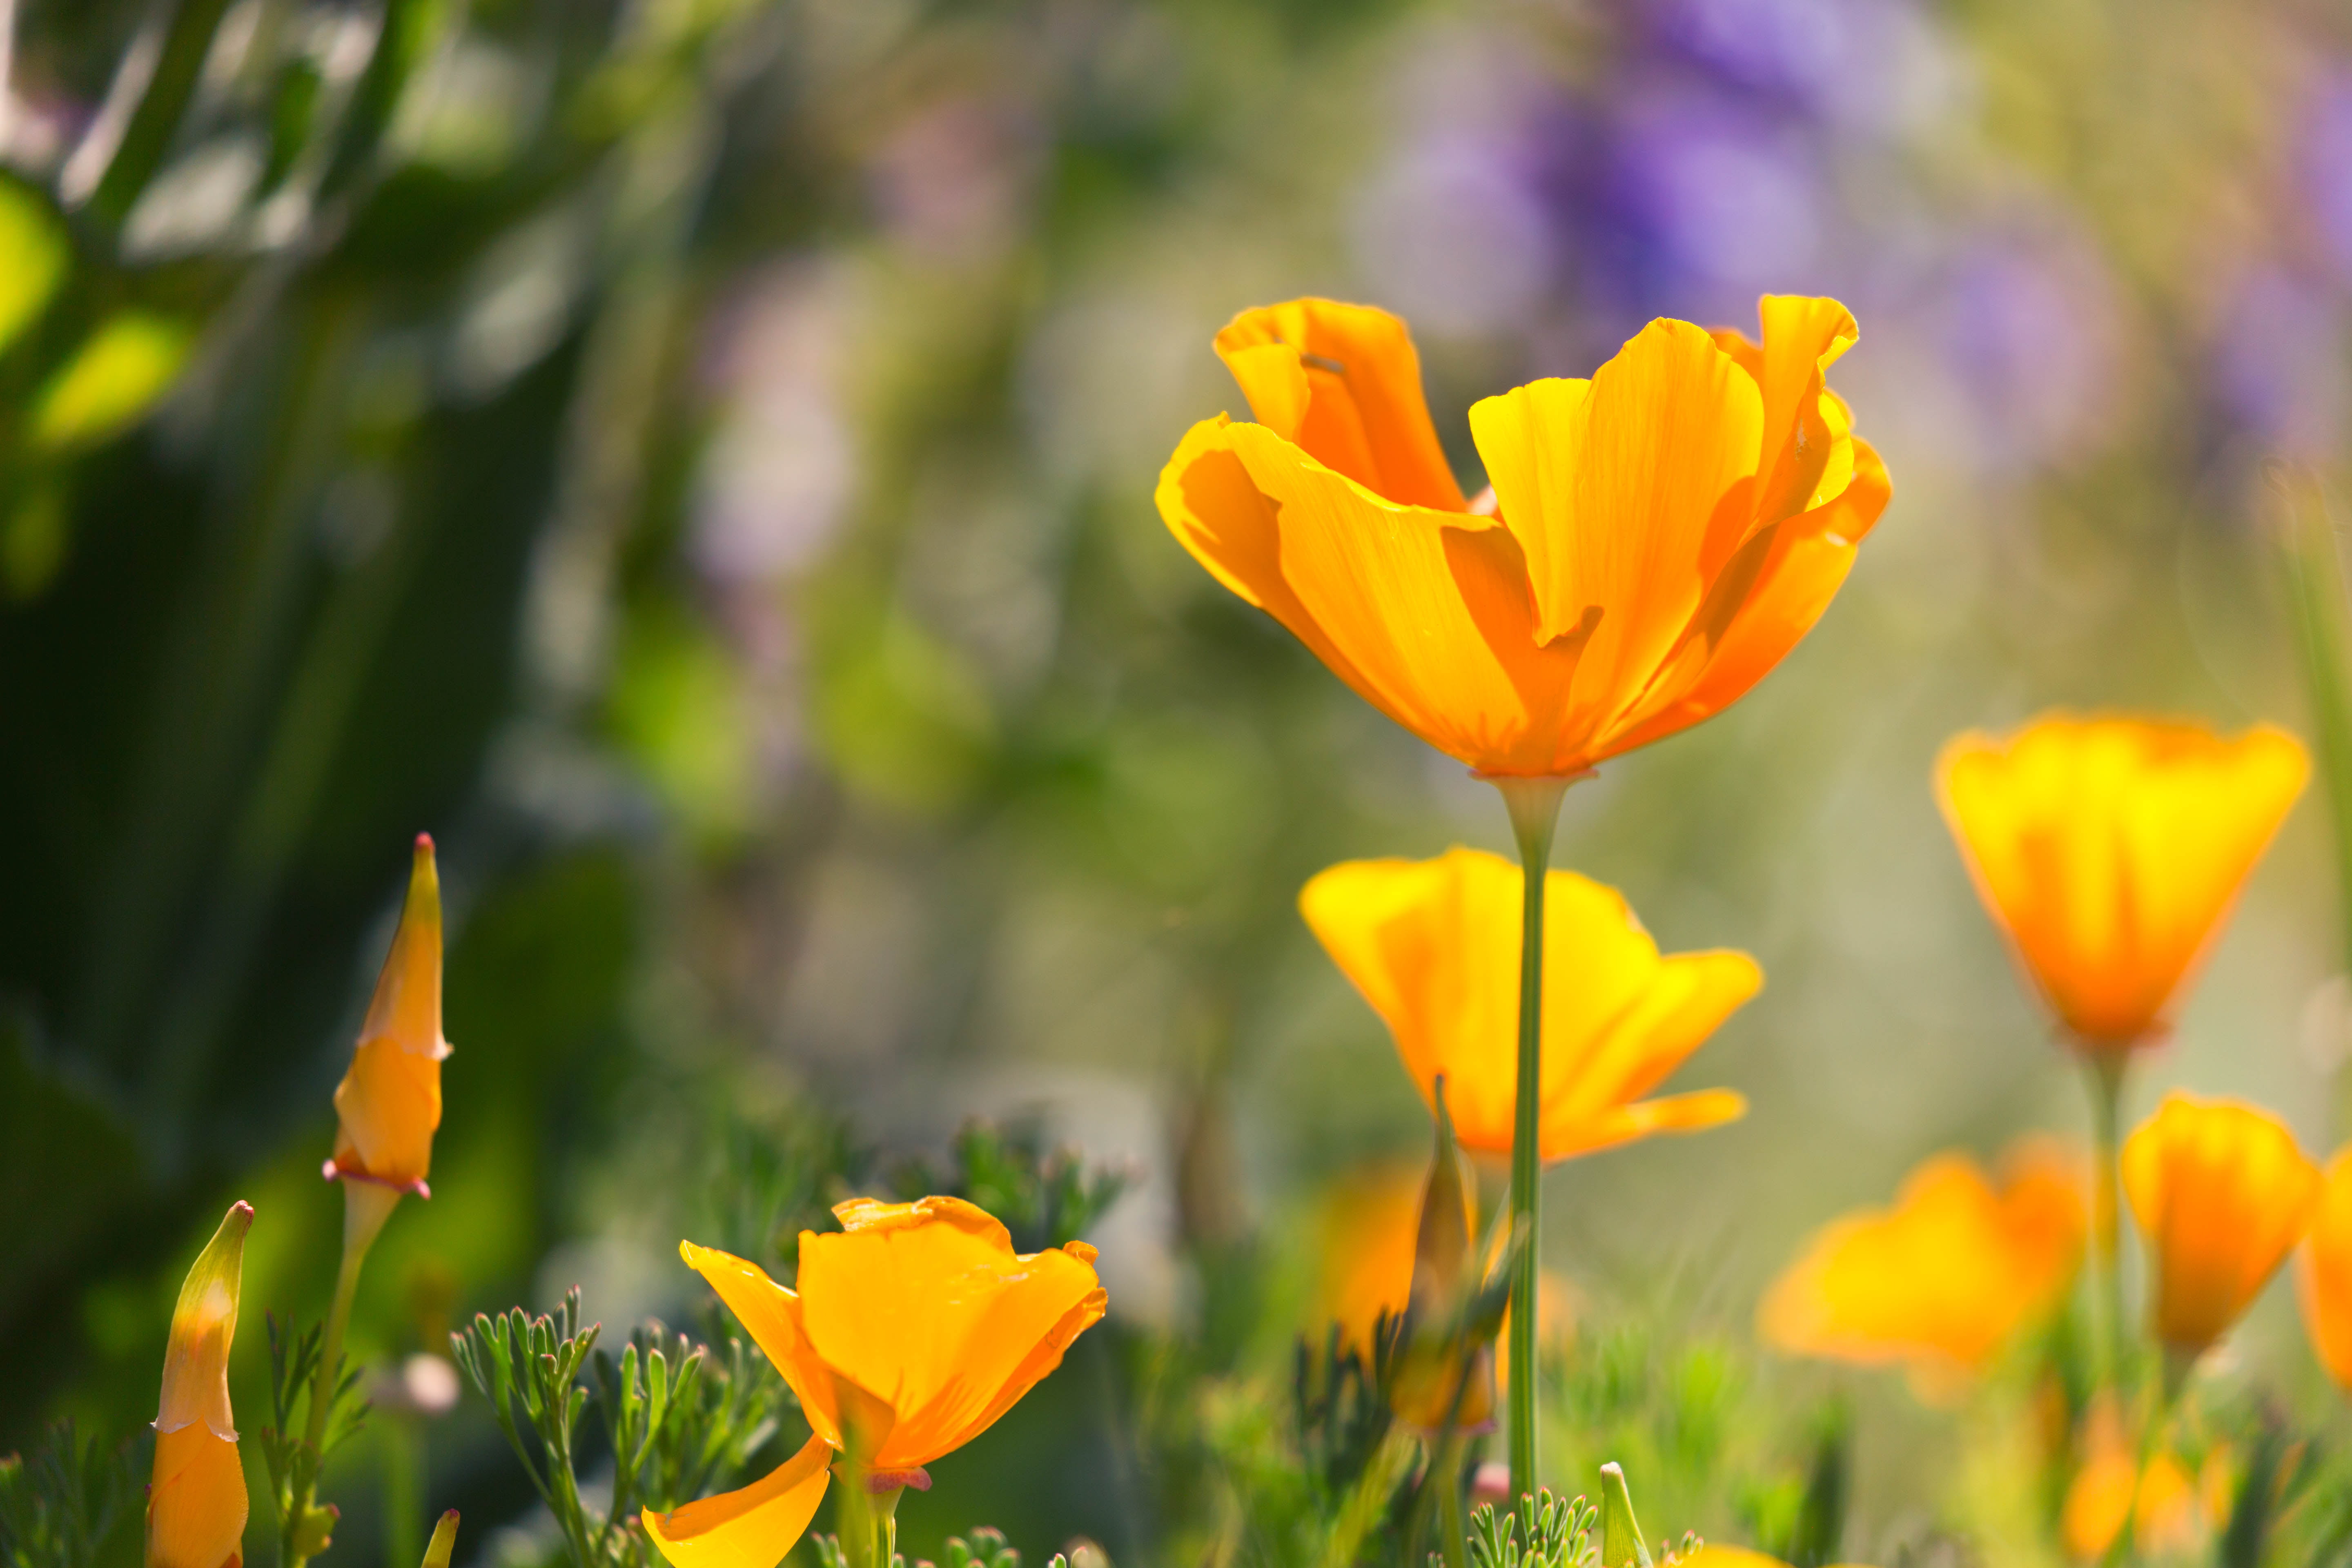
[2297, 1148, 2352, 1389]
[1938, 718, 2309, 1047]
[1470, 324, 1763, 688]
[1215, 299, 1467, 512]
[795, 1197, 1106, 1469]
[1220, 421, 1541, 768]
[641, 1432, 831, 1568]
[1712, 296, 1860, 531]
[677, 1243, 842, 1452]
[145, 1425, 248, 1568]
[1541, 1089, 1748, 1163]
[2123, 1093, 2321, 1353]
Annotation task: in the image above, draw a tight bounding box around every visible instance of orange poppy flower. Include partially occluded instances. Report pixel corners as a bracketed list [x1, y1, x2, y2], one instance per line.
[1301, 848, 1755, 1161]
[325, 835, 450, 1196]
[1936, 717, 2308, 1051]
[672, 1197, 1105, 1488]
[148, 1202, 252, 1568]
[1156, 295, 1889, 777]
[2123, 1092, 2321, 1355]
[2297, 1147, 2352, 1388]
[1759, 1140, 2085, 1392]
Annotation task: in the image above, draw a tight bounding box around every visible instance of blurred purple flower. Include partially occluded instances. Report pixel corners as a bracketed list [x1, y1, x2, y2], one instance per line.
[2298, 71, 2352, 287]
[1927, 230, 2121, 474]
[1351, 129, 1555, 339]
[1605, 92, 1825, 319]
[2212, 265, 2346, 461]
[693, 264, 854, 590]
[1650, 0, 1959, 134]
[868, 96, 1042, 265]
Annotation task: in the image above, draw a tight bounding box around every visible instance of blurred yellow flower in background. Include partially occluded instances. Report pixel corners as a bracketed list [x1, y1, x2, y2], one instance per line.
[147, 1202, 252, 1568]
[674, 1197, 1105, 1483]
[2123, 1093, 2320, 1356]
[1759, 1139, 2084, 1390]
[1936, 717, 2307, 1051]
[325, 835, 451, 1196]
[1302, 848, 1756, 1161]
[1311, 1162, 1571, 1365]
[2058, 1395, 2223, 1561]
[1158, 295, 1889, 778]
[2298, 1147, 2352, 1389]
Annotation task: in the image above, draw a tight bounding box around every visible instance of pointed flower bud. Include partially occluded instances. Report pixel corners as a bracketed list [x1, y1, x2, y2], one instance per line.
[1390, 1078, 1495, 1433]
[148, 1202, 252, 1568]
[420, 1513, 460, 1568]
[325, 836, 450, 1196]
[1601, 1462, 1654, 1568]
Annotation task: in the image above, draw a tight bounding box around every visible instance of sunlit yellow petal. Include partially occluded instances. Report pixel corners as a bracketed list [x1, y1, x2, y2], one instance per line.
[641, 1432, 831, 1568]
[1215, 298, 1468, 512]
[677, 1243, 841, 1452]
[1471, 322, 1762, 677]
[2297, 1147, 2352, 1388]
[146, 1425, 248, 1568]
[2124, 1093, 2321, 1354]
[793, 1197, 1107, 1469]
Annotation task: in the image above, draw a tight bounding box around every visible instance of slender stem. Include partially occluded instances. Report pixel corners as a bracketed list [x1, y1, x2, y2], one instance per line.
[1492, 774, 1570, 1501]
[287, 1181, 399, 1568]
[2081, 1050, 2128, 1397]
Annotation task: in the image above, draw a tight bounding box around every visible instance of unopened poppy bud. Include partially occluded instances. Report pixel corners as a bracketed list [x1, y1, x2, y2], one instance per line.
[147, 1202, 252, 1568]
[1390, 1078, 1494, 1432]
[1601, 1461, 1653, 1568]
[325, 835, 450, 1196]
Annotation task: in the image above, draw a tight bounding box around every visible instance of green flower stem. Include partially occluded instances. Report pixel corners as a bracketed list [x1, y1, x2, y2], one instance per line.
[2081, 1049, 2128, 1396]
[838, 1479, 904, 1568]
[286, 1179, 399, 1568]
[2272, 466, 2352, 1138]
[1494, 774, 1571, 1501]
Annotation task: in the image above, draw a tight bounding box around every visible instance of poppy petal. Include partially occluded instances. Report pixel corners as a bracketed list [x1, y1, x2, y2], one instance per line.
[641, 1432, 831, 1568]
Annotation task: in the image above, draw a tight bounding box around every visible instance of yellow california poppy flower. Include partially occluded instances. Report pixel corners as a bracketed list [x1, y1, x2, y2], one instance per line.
[1759, 1140, 2084, 1390]
[1936, 717, 2308, 1051]
[2297, 1147, 2352, 1388]
[1301, 848, 1755, 1161]
[2123, 1092, 2321, 1355]
[148, 1202, 252, 1568]
[674, 1197, 1104, 1486]
[325, 835, 451, 1195]
[1156, 295, 1889, 778]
